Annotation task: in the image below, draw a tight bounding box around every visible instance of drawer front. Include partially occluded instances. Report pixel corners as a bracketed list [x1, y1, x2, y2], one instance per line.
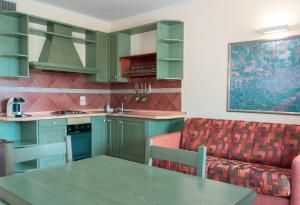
[39, 119, 67, 128]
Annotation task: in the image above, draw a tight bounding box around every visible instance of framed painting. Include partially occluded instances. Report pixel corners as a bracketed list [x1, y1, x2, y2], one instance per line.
[228, 35, 300, 115]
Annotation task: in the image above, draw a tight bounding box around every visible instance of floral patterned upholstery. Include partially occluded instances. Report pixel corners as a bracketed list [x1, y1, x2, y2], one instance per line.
[232, 121, 300, 168]
[152, 118, 300, 198]
[152, 156, 221, 176]
[229, 161, 291, 197]
[180, 118, 235, 158]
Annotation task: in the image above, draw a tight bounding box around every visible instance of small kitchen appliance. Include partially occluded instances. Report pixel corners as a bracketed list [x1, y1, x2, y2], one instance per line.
[6, 98, 26, 117]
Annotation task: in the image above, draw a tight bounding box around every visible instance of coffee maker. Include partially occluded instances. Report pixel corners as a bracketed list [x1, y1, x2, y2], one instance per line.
[6, 98, 26, 117]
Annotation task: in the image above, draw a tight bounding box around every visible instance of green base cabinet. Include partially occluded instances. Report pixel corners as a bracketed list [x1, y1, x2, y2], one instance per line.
[106, 116, 119, 157]
[91, 116, 107, 156]
[38, 119, 67, 169]
[106, 117, 184, 164]
[119, 117, 146, 163]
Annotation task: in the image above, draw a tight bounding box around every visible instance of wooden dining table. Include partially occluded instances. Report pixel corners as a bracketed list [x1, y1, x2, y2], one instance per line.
[0, 155, 256, 205]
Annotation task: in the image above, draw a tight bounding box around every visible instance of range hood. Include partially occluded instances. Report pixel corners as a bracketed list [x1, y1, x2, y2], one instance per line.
[30, 23, 97, 74]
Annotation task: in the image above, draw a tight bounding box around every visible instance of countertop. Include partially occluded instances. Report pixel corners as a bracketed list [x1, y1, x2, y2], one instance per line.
[0, 109, 186, 122]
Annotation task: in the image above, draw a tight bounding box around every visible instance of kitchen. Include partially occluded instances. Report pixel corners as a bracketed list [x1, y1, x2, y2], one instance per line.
[0, 0, 299, 205]
[0, 0, 186, 171]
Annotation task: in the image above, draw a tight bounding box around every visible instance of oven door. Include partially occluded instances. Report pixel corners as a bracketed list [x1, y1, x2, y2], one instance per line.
[69, 129, 92, 161]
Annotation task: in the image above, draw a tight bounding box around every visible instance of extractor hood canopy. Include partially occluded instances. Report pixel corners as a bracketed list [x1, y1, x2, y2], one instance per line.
[30, 20, 97, 74]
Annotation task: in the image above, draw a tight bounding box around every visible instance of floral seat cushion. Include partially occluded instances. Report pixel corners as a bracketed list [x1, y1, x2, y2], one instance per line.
[228, 160, 291, 197]
[153, 156, 291, 197]
[152, 155, 221, 176]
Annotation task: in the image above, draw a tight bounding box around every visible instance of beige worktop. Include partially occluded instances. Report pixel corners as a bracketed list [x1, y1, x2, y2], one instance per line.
[0, 110, 186, 122]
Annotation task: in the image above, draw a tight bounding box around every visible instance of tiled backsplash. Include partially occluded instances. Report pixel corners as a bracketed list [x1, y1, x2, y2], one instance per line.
[0, 70, 181, 113]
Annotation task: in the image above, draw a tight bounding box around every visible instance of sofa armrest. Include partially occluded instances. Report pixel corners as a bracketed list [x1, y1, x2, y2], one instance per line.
[150, 132, 182, 149]
[291, 154, 300, 205]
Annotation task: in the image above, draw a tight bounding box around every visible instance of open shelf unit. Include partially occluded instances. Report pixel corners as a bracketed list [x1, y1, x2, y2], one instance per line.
[0, 12, 29, 77]
[120, 53, 157, 78]
[157, 21, 183, 80]
[115, 20, 183, 81]
[0, 120, 39, 172]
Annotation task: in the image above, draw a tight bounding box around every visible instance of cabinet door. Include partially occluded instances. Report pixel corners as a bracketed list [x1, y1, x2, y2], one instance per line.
[38, 124, 67, 169]
[119, 118, 146, 163]
[109, 32, 129, 83]
[106, 117, 119, 157]
[91, 116, 107, 156]
[87, 32, 110, 82]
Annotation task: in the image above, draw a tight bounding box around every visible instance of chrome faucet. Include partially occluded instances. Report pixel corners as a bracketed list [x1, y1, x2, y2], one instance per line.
[119, 95, 126, 112]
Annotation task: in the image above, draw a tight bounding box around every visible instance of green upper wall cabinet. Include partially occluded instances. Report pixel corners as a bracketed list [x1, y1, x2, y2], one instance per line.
[117, 20, 184, 81]
[0, 12, 183, 80]
[0, 12, 29, 78]
[87, 32, 110, 82]
[87, 31, 130, 83]
[109, 32, 129, 82]
[156, 21, 184, 80]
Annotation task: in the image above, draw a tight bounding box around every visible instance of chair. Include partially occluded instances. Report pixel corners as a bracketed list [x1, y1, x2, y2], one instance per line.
[149, 145, 207, 178]
[1, 136, 72, 176]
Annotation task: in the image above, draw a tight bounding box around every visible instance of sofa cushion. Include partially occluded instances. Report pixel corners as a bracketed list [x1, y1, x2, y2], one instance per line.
[153, 156, 291, 197]
[180, 118, 235, 158]
[229, 161, 291, 197]
[180, 118, 212, 151]
[232, 121, 300, 168]
[152, 155, 220, 176]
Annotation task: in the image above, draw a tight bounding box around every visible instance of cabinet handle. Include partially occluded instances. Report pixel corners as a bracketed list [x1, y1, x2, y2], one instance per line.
[114, 75, 117, 79]
[53, 121, 56, 125]
[118, 121, 122, 124]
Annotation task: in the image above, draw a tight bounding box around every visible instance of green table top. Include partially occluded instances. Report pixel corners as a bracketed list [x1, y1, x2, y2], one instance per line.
[0, 156, 256, 205]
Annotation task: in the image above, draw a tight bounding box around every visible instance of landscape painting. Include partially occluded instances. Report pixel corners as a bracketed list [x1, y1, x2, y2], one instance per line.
[228, 36, 300, 114]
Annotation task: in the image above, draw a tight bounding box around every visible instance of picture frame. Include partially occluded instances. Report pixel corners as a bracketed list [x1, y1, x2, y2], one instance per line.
[227, 35, 300, 115]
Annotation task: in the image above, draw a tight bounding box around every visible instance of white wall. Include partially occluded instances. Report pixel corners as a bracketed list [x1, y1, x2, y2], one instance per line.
[111, 0, 300, 124]
[16, 0, 110, 32]
[16, 0, 111, 66]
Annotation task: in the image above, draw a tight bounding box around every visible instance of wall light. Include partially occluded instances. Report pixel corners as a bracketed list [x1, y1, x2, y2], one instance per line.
[260, 24, 289, 34]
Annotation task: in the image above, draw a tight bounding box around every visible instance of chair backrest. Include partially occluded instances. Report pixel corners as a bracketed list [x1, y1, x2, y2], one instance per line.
[1, 136, 72, 176]
[14, 135, 72, 164]
[149, 145, 207, 177]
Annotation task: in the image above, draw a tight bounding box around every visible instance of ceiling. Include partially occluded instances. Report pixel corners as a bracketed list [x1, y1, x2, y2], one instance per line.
[34, 0, 189, 21]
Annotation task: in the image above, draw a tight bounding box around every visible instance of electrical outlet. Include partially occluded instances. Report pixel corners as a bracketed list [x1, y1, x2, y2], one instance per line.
[80, 96, 86, 106]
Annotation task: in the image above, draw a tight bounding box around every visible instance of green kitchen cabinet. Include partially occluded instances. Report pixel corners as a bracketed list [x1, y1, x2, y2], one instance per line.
[156, 21, 184, 80]
[0, 120, 39, 172]
[87, 32, 110, 82]
[106, 116, 184, 164]
[109, 32, 129, 82]
[118, 117, 146, 163]
[91, 116, 107, 156]
[106, 117, 119, 157]
[38, 119, 67, 169]
[0, 12, 29, 78]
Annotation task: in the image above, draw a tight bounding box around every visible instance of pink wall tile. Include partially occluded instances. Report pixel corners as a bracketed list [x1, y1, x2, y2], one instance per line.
[0, 70, 181, 113]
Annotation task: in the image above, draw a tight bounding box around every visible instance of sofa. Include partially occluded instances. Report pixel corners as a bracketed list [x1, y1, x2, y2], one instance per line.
[151, 118, 300, 205]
